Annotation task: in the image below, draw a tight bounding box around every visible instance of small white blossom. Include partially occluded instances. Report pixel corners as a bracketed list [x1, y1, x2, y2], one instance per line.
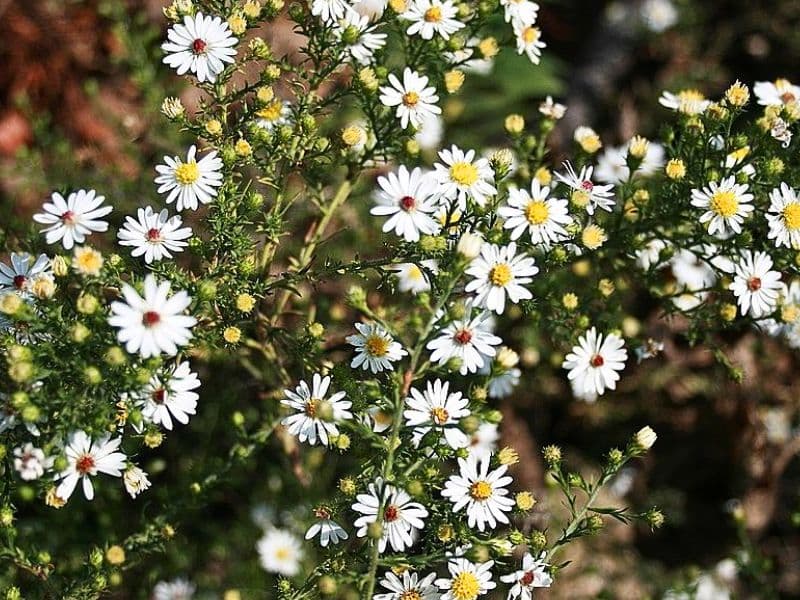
[281, 373, 352, 446]
[162, 12, 238, 83]
[352, 479, 428, 552]
[257, 528, 303, 576]
[117, 206, 192, 264]
[729, 250, 782, 318]
[375, 570, 440, 600]
[134, 361, 201, 431]
[766, 183, 800, 249]
[403, 0, 465, 40]
[404, 378, 471, 449]
[380, 68, 441, 129]
[13, 443, 50, 481]
[690, 176, 754, 237]
[436, 558, 496, 599]
[501, 552, 553, 599]
[56, 431, 127, 502]
[434, 145, 497, 209]
[555, 162, 615, 214]
[155, 145, 223, 211]
[441, 453, 514, 532]
[123, 465, 152, 498]
[465, 242, 538, 314]
[563, 327, 627, 397]
[33, 189, 112, 250]
[347, 323, 407, 373]
[427, 304, 502, 374]
[305, 507, 349, 547]
[498, 180, 571, 245]
[371, 166, 441, 242]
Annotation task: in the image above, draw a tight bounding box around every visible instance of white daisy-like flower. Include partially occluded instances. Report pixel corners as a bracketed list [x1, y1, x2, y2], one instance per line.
[134, 362, 201, 431]
[539, 95, 566, 119]
[13, 443, 50, 481]
[108, 274, 196, 358]
[153, 578, 196, 600]
[403, 0, 465, 40]
[434, 145, 497, 209]
[117, 206, 192, 264]
[465, 242, 538, 315]
[55, 431, 127, 502]
[562, 327, 628, 397]
[162, 12, 238, 83]
[729, 250, 782, 318]
[33, 189, 112, 250]
[404, 378, 471, 449]
[393, 260, 438, 294]
[501, 552, 553, 599]
[754, 78, 800, 107]
[379, 68, 441, 130]
[352, 479, 428, 552]
[690, 176, 754, 237]
[436, 558, 496, 599]
[427, 305, 502, 374]
[513, 22, 546, 64]
[415, 111, 445, 151]
[767, 183, 800, 249]
[375, 570, 440, 600]
[334, 10, 387, 64]
[155, 145, 224, 211]
[371, 166, 441, 242]
[658, 89, 711, 115]
[311, 0, 355, 24]
[441, 453, 514, 532]
[635, 238, 670, 271]
[347, 323, 408, 373]
[281, 373, 352, 446]
[498, 180, 571, 245]
[469, 423, 499, 459]
[501, 0, 539, 24]
[305, 506, 349, 547]
[485, 364, 521, 399]
[595, 143, 666, 184]
[640, 0, 678, 32]
[257, 528, 303, 576]
[254, 99, 291, 130]
[0, 253, 51, 294]
[123, 465, 152, 499]
[354, 0, 389, 19]
[555, 162, 615, 215]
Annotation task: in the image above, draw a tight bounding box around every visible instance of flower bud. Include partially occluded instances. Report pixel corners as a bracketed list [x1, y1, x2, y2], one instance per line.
[161, 97, 185, 120]
[497, 446, 519, 465]
[457, 232, 483, 259]
[105, 545, 126, 565]
[445, 70, 465, 93]
[515, 491, 536, 511]
[665, 158, 686, 180]
[631, 426, 657, 453]
[77, 294, 99, 314]
[542, 445, 562, 467]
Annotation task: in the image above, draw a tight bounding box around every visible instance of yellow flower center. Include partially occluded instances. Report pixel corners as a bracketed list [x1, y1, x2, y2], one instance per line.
[305, 398, 320, 418]
[570, 189, 590, 208]
[522, 26, 540, 44]
[489, 263, 513, 287]
[402, 91, 420, 107]
[451, 572, 481, 600]
[430, 406, 450, 425]
[274, 547, 292, 561]
[400, 592, 422, 600]
[709, 190, 739, 218]
[257, 100, 284, 122]
[783, 203, 800, 230]
[407, 264, 424, 280]
[74, 249, 103, 274]
[424, 6, 442, 22]
[469, 480, 493, 501]
[174, 161, 200, 185]
[450, 162, 479, 186]
[365, 334, 391, 357]
[524, 200, 549, 224]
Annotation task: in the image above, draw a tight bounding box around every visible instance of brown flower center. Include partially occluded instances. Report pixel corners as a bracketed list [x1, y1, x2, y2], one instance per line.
[454, 328, 472, 345]
[590, 354, 605, 367]
[747, 277, 762, 291]
[142, 311, 161, 327]
[400, 195, 416, 211]
[75, 454, 95, 475]
[384, 504, 399, 522]
[192, 38, 207, 53]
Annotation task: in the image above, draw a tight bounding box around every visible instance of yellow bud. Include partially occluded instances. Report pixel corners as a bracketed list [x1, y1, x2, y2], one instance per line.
[144, 431, 163, 448]
[497, 446, 519, 465]
[628, 135, 649, 159]
[581, 224, 607, 250]
[105, 545, 126, 565]
[504, 114, 525, 135]
[235, 138, 252, 157]
[534, 166, 551, 186]
[444, 70, 465, 93]
[358, 67, 379, 92]
[725, 80, 750, 107]
[598, 278, 615, 297]
[228, 13, 247, 35]
[341, 125, 367, 147]
[562, 292, 578, 310]
[0, 293, 23, 315]
[236, 293, 256, 313]
[478, 37, 499, 59]
[243, 0, 262, 19]
[436, 523, 455, 542]
[45, 487, 66, 509]
[72, 246, 104, 276]
[30, 276, 56, 300]
[205, 119, 223, 137]
[665, 158, 686, 180]
[720, 303, 737, 322]
[515, 491, 536, 511]
[51, 256, 69, 277]
[223, 326, 242, 344]
[574, 126, 602, 154]
[388, 0, 407, 12]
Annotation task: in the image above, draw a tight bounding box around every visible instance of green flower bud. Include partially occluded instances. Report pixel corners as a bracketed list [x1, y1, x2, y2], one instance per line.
[84, 366, 102, 385]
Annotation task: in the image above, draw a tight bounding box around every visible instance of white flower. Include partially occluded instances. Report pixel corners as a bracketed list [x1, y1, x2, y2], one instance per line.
[134, 362, 201, 431]
[0, 253, 51, 294]
[415, 111, 445, 151]
[690, 176, 754, 237]
[457, 231, 484, 259]
[393, 260, 438, 294]
[109, 275, 196, 358]
[633, 426, 658, 451]
[281, 373, 352, 446]
[55, 431, 127, 501]
[754, 78, 800, 106]
[162, 12, 237, 83]
[155, 145, 224, 211]
[729, 250, 782, 318]
[371, 166, 441, 242]
[305, 507, 349, 547]
[403, 0, 465, 40]
[13, 443, 50, 481]
[352, 479, 428, 552]
[539, 96, 566, 119]
[117, 206, 192, 264]
[513, 22, 545, 64]
[427, 305, 502, 374]
[334, 10, 387, 64]
[347, 323, 407, 373]
[501, 552, 553, 599]
[257, 528, 303, 576]
[465, 242, 538, 314]
[640, 0, 678, 32]
[404, 378, 470, 449]
[555, 162, 615, 214]
[767, 183, 800, 248]
[33, 189, 112, 250]
[501, 0, 539, 25]
[635, 238, 670, 271]
[436, 558, 496, 599]
[658, 89, 711, 115]
[468, 423, 499, 459]
[311, 0, 354, 24]
[434, 145, 497, 209]
[563, 327, 627, 397]
[441, 453, 514, 532]
[485, 365, 521, 399]
[153, 578, 195, 600]
[499, 180, 570, 245]
[380, 68, 441, 129]
[254, 100, 291, 130]
[375, 570, 440, 600]
[595, 144, 665, 184]
[123, 465, 152, 498]
[354, 0, 388, 19]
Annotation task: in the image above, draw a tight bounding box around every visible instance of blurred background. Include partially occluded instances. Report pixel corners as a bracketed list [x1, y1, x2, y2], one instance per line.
[2, 0, 800, 597]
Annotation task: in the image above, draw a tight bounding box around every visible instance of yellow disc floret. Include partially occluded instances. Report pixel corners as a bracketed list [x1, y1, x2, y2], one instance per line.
[451, 572, 481, 600]
[709, 190, 739, 218]
[450, 162, 479, 186]
[469, 480, 493, 501]
[525, 200, 549, 225]
[174, 161, 200, 185]
[489, 263, 512, 287]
